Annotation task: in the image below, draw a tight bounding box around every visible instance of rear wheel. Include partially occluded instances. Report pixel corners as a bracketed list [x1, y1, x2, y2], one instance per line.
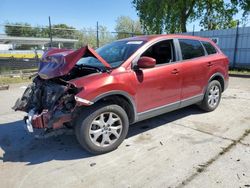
[199, 80, 222, 112]
[75, 103, 129, 154]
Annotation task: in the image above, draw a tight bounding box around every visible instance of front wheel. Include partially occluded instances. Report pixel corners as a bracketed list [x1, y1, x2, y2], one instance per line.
[199, 80, 222, 112]
[75, 103, 129, 154]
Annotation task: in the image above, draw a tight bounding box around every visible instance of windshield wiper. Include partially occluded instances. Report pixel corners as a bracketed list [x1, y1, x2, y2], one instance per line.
[77, 64, 104, 72]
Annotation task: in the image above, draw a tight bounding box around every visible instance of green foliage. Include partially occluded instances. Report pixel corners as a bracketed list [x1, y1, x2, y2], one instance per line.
[98, 25, 116, 46]
[4, 22, 116, 49]
[132, 0, 165, 34]
[236, 0, 250, 16]
[4, 22, 77, 38]
[166, 0, 197, 33]
[198, 0, 238, 30]
[5, 22, 79, 49]
[51, 24, 76, 38]
[76, 25, 115, 49]
[133, 0, 196, 33]
[5, 22, 40, 37]
[115, 16, 143, 38]
[132, 0, 247, 33]
[0, 76, 30, 85]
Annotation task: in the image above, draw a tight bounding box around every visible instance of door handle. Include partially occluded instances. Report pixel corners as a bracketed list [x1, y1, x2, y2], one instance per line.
[171, 69, 179, 74]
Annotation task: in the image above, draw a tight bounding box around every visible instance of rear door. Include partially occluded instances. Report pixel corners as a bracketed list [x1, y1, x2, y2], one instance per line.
[178, 39, 208, 100]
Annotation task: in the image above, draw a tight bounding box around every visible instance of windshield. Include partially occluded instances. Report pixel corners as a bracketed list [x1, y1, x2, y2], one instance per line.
[76, 40, 146, 68]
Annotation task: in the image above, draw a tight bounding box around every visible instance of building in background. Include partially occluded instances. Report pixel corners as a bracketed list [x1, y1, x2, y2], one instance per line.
[0, 34, 78, 59]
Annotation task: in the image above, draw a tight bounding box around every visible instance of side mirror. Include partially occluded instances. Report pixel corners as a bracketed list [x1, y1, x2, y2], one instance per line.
[137, 56, 156, 69]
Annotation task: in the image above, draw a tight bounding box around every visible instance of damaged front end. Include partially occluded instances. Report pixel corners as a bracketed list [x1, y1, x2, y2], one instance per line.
[13, 46, 111, 136]
[13, 76, 78, 133]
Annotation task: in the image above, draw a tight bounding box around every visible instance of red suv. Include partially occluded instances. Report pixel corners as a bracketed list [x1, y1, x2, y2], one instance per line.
[14, 35, 229, 154]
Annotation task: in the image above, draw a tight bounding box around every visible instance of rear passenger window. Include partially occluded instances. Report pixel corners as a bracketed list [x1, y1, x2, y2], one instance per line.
[179, 39, 205, 60]
[201, 41, 217, 55]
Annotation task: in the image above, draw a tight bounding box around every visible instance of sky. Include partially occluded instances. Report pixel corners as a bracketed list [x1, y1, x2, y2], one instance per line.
[0, 0, 248, 33]
[0, 0, 138, 31]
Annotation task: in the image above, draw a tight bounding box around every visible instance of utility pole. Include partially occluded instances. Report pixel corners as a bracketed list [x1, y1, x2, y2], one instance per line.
[49, 16, 52, 47]
[96, 21, 99, 48]
[192, 25, 195, 36]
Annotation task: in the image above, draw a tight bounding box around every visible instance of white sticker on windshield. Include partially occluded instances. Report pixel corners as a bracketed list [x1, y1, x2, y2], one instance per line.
[126, 41, 143, 45]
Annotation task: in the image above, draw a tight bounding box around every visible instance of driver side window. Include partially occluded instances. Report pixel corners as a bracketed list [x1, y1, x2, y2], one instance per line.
[141, 40, 175, 65]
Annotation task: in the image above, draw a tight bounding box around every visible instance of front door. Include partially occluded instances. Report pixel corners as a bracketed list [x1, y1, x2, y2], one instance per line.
[132, 39, 182, 113]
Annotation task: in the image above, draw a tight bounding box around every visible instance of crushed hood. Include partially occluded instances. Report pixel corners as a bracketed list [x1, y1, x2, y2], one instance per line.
[38, 46, 111, 79]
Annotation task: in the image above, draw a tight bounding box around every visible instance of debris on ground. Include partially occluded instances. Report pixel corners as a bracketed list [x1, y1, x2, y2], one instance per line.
[0, 84, 9, 90]
[90, 163, 96, 167]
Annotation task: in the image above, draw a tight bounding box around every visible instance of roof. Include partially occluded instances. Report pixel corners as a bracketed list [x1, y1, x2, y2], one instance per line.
[120, 34, 210, 42]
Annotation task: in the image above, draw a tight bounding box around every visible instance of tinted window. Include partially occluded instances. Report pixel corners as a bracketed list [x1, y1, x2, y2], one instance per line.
[142, 40, 175, 64]
[202, 41, 217, 55]
[179, 39, 205, 60]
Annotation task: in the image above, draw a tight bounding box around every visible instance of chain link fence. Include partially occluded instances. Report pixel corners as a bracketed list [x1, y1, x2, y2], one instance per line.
[0, 24, 140, 49]
[0, 24, 142, 72]
[185, 25, 250, 69]
[1, 23, 250, 72]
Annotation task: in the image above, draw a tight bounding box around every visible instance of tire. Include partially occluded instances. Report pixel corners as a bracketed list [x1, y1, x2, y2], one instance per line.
[75, 103, 129, 154]
[199, 80, 222, 112]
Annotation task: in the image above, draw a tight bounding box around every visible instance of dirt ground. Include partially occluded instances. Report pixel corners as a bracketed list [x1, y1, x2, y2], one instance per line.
[0, 77, 250, 188]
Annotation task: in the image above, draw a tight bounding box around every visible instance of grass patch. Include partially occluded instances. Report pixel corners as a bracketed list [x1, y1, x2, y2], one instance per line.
[0, 76, 31, 85]
[229, 68, 250, 75]
[0, 68, 37, 84]
[0, 66, 11, 74]
[0, 68, 37, 74]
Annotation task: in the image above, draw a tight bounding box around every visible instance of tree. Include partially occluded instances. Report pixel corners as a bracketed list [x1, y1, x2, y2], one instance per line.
[5, 22, 77, 38]
[115, 16, 143, 38]
[198, 0, 238, 30]
[132, 0, 246, 33]
[237, 0, 250, 26]
[5, 22, 41, 37]
[236, 0, 250, 16]
[76, 25, 115, 49]
[5, 22, 79, 49]
[51, 24, 77, 38]
[132, 0, 197, 33]
[99, 25, 116, 46]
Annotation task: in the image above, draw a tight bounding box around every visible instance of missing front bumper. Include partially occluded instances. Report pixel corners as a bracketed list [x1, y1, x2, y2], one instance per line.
[24, 110, 35, 133]
[24, 109, 72, 133]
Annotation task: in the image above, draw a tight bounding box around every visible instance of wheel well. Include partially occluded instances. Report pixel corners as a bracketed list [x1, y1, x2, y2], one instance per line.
[95, 95, 135, 124]
[210, 75, 225, 92]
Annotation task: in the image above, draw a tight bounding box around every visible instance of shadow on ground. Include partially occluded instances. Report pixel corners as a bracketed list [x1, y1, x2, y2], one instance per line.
[0, 105, 203, 165]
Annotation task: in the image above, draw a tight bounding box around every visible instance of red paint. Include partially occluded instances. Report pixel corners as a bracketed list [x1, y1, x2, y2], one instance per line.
[137, 56, 156, 68]
[30, 34, 229, 129]
[71, 35, 228, 114]
[38, 46, 110, 79]
[31, 109, 72, 129]
[32, 110, 50, 129]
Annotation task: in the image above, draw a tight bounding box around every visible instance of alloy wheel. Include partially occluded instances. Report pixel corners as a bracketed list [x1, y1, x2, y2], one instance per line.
[89, 112, 123, 147]
[208, 85, 220, 107]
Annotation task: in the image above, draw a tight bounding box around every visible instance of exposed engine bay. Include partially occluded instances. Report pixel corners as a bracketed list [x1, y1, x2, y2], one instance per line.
[12, 46, 111, 136]
[13, 65, 100, 134]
